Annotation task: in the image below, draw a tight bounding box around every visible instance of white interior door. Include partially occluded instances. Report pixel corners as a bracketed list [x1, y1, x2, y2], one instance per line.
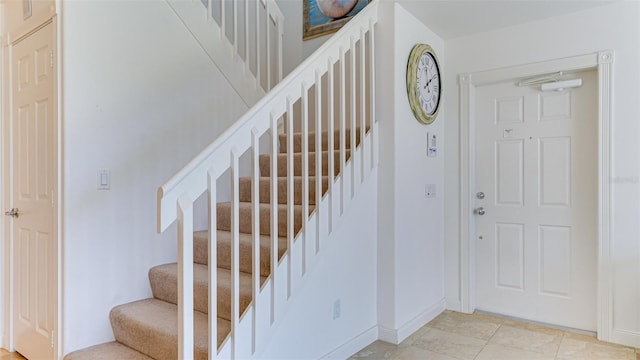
[474, 70, 597, 331]
[9, 21, 57, 359]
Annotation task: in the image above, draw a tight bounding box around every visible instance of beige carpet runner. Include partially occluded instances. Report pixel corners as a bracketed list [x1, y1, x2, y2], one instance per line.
[65, 128, 361, 360]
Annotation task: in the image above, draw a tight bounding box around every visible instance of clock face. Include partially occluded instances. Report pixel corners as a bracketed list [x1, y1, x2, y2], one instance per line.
[416, 52, 440, 116]
[406, 44, 442, 124]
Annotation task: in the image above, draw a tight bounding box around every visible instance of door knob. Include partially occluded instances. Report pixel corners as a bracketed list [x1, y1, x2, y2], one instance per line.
[474, 207, 485, 216]
[4, 208, 19, 218]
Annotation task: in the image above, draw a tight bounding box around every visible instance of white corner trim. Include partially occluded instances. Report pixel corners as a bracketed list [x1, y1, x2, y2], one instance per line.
[458, 72, 473, 314]
[378, 298, 446, 345]
[457, 50, 614, 342]
[596, 49, 614, 343]
[319, 326, 378, 359]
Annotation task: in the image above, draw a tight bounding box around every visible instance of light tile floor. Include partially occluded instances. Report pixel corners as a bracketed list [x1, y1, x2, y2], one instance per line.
[351, 311, 640, 360]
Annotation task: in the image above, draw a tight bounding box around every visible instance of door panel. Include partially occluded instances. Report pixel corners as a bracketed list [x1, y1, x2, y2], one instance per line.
[475, 70, 597, 331]
[10, 21, 56, 360]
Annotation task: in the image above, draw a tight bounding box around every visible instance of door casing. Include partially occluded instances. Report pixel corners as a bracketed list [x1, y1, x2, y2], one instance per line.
[1, 11, 61, 358]
[457, 50, 613, 341]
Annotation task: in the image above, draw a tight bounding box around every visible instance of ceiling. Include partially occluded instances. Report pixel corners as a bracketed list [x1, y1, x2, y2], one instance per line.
[396, 0, 617, 40]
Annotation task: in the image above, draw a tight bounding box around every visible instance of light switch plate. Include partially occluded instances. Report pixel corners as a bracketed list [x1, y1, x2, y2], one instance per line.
[97, 169, 111, 190]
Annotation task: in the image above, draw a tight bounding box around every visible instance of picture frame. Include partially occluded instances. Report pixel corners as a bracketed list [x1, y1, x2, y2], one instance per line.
[303, 0, 371, 40]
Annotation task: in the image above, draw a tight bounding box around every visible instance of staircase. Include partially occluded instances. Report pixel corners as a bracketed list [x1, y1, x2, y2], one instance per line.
[66, 129, 362, 360]
[65, 0, 379, 358]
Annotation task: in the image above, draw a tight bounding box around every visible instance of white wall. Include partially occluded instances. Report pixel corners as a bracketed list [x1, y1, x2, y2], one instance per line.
[444, 1, 640, 347]
[258, 173, 378, 359]
[60, 0, 248, 353]
[376, 2, 446, 344]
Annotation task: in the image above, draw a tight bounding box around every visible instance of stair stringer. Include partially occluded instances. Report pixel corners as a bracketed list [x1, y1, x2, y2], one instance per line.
[166, 0, 284, 107]
[217, 126, 380, 359]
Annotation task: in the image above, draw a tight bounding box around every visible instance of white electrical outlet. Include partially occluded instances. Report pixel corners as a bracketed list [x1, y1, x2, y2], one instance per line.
[425, 184, 436, 198]
[332, 299, 341, 320]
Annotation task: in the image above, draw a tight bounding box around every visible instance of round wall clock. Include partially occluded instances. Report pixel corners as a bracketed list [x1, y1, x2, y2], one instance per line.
[406, 43, 442, 125]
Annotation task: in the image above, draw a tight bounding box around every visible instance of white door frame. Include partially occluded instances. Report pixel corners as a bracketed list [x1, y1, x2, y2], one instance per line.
[458, 50, 613, 341]
[1, 12, 61, 358]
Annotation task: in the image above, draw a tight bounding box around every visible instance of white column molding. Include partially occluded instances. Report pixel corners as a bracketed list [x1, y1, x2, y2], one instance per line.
[596, 49, 613, 342]
[458, 73, 473, 313]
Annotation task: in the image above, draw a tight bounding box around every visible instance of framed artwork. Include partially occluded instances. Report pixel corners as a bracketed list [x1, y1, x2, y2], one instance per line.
[303, 0, 371, 40]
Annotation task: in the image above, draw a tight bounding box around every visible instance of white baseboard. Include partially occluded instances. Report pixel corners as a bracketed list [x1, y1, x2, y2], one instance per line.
[378, 298, 446, 344]
[611, 328, 640, 348]
[320, 326, 379, 360]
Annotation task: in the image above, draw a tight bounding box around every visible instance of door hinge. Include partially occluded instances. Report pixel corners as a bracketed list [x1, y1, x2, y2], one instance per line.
[50, 49, 54, 69]
[51, 190, 54, 208]
[51, 330, 55, 348]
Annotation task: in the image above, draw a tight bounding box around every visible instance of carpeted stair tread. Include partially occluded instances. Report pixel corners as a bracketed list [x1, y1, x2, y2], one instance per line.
[110, 298, 229, 360]
[64, 341, 154, 360]
[278, 127, 365, 153]
[193, 230, 287, 277]
[238, 176, 329, 205]
[217, 201, 315, 237]
[259, 150, 351, 178]
[150, 263, 265, 320]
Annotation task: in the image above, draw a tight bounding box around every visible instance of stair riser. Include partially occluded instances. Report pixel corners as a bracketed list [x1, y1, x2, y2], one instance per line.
[238, 176, 329, 205]
[278, 128, 362, 153]
[193, 231, 287, 276]
[149, 265, 254, 321]
[259, 150, 350, 177]
[217, 203, 312, 237]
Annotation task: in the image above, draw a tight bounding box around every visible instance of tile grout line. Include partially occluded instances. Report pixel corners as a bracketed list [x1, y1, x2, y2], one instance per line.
[553, 332, 566, 360]
[473, 322, 502, 360]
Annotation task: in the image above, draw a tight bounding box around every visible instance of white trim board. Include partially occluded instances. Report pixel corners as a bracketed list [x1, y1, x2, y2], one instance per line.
[378, 298, 446, 345]
[457, 51, 614, 342]
[320, 326, 379, 359]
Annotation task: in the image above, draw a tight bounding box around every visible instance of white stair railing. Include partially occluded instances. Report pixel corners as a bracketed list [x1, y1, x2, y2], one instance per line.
[167, 0, 284, 106]
[158, 2, 379, 358]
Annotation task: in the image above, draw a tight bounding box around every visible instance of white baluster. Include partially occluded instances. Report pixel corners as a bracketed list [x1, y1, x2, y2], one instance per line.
[230, 149, 240, 359]
[301, 82, 309, 275]
[177, 194, 194, 360]
[339, 47, 346, 215]
[255, 0, 261, 90]
[314, 69, 322, 253]
[286, 97, 294, 298]
[369, 21, 377, 168]
[221, 0, 226, 41]
[350, 36, 357, 196]
[250, 128, 260, 354]
[278, 16, 284, 82]
[233, 0, 238, 57]
[360, 28, 366, 182]
[269, 112, 279, 324]
[266, 2, 272, 90]
[327, 57, 335, 233]
[244, 0, 249, 73]
[207, 169, 218, 360]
